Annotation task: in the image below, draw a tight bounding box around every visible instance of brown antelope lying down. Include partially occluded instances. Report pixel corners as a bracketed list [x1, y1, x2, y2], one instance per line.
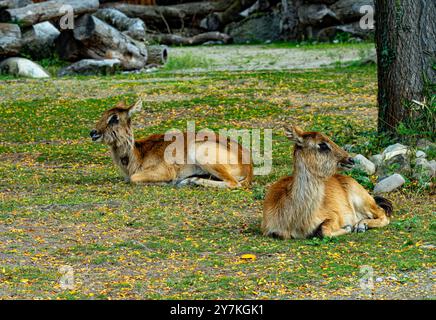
[262, 125, 393, 239]
[90, 100, 253, 188]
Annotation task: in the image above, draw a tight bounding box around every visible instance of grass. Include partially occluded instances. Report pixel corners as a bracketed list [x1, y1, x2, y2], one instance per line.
[163, 52, 215, 71]
[0, 55, 434, 299]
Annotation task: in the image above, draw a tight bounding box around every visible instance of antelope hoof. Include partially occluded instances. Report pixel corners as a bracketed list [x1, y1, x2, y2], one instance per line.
[179, 177, 200, 187]
[354, 222, 368, 233]
[342, 225, 353, 233]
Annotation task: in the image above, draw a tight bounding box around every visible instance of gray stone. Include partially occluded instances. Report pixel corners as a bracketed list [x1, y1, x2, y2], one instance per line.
[373, 174, 406, 194]
[382, 143, 410, 161]
[415, 150, 426, 158]
[58, 59, 121, 76]
[369, 154, 383, 168]
[0, 57, 50, 78]
[413, 158, 436, 180]
[377, 153, 411, 179]
[353, 154, 376, 175]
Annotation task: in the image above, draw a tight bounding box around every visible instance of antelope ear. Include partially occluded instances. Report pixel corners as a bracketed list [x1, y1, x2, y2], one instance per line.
[128, 99, 142, 117]
[284, 125, 304, 146]
[116, 100, 126, 108]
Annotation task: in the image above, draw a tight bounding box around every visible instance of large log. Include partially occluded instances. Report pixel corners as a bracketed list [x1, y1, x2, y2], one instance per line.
[22, 21, 60, 60]
[0, 0, 100, 27]
[330, 0, 374, 23]
[58, 59, 121, 76]
[149, 31, 231, 45]
[317, 21, 373, 41]
[0, 22, 21, 57]
[200, 0, 257, 31]
[94, 8, 146, 41]
[73, 15, 148, 70]
[102, 0, 233, 29]
[298, 4, 339, 26]
[0, 0, 32, 9]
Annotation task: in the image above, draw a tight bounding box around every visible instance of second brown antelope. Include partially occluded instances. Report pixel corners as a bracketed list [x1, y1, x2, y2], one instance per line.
[90, 99, 253, 188]
[262, 125, 392, 239]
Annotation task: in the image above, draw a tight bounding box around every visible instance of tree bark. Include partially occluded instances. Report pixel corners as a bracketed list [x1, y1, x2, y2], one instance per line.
[94, 8, 147, 41]
[0, 0, 100, 27]
[0, 22, 21, 57]
[73, 14, 148, 70]
[149, 31, 231, 45]
[375, 0, 436, 134]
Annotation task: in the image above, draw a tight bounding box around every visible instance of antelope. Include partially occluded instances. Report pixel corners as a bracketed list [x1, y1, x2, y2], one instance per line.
[262, 125, 392, 239]
[90, 99, 253, 188]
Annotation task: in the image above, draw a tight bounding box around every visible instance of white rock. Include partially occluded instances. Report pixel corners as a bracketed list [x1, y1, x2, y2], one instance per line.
[370, 154, 383, 168]
[382, 143, 410, 161]
[375, 277, 383, 283]
[415, 150, 426, 158]
[353, 154, 376, 175]
[0, 57, 50, 78]
[373, 174, 406, 194]
[414, 158, 436, 179]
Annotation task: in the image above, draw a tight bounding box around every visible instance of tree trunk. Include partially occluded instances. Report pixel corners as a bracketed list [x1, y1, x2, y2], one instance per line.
[73, 14, 148, 70]
[94, 8, 147, 41]
[0, 0, 99, 27]
[375, 0, 436, 134]
[0, 22, 21, 57]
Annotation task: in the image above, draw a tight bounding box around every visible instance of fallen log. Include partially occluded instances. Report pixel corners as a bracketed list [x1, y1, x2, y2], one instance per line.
[317, 21, 373, 41]
[146, 45, 168, 65]
[0, 0, 32, 9]
[149, 31, 231, 45]
[0, 0, 100, 27]
[94, 8, 147, 41]
[58, 59, 121, 76]
[200, 0, 257, 31]
[298, 4, 339, 26]
[22, 22, 60, 60]
[330, 0, 374, 23]
[73, 15, 148, 70]
[0, 22, 21, 57]
[102, 0, 233, 29]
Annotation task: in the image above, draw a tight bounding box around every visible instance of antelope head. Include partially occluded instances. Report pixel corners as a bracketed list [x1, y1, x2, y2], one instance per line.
[90, 99, 142, 146]
[284, 125, 354, 179]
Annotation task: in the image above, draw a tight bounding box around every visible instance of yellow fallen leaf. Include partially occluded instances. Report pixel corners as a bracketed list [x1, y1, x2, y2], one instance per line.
[240, 254, 256, 261]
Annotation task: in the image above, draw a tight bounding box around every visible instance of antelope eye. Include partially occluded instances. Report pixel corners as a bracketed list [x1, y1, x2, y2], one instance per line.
[108, 114, 119, 125]
[318, 142, 330, 152]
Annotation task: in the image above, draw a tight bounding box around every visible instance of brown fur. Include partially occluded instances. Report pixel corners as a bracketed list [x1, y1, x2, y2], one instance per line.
[91, 100, 253, 188]
[262, 125, 392, 239]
